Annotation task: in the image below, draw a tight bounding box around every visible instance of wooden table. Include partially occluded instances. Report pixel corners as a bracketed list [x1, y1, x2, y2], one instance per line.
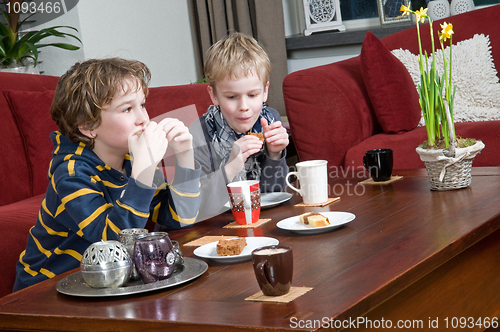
[2, 168, 500, 332]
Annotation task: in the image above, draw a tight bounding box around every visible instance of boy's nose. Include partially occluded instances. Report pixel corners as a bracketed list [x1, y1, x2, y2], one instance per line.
[136, 109, 149, 125]
[239, 97, 250, 111]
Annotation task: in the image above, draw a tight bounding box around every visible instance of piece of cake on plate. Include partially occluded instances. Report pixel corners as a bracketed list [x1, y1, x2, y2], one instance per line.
[216, 237, 247, 256]
[299, 212, 330, 227]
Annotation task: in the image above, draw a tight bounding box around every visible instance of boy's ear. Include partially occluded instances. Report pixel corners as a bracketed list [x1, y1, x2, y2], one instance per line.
[262, 81, 270, 103]
[207, 85, 219, 105]
[78, 124, 96, 139]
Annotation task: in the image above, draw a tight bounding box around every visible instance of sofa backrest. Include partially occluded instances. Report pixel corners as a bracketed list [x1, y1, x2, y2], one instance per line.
[283, 55, 379, 169]
[0, 71, 212, 206]
[283, 4, 500, 170]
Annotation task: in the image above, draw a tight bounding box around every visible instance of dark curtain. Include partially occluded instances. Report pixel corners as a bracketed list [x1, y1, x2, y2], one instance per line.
[189, 0, 288, 117]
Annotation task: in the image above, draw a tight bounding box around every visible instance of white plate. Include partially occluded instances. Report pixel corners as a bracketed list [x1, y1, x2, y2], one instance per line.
[224, 192, 293, 210]
[276, 212, 355, 235]
[193, 237, 279, 263]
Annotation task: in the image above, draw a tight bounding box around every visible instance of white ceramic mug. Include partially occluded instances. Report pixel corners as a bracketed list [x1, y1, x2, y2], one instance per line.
[285, 160, 328, 204]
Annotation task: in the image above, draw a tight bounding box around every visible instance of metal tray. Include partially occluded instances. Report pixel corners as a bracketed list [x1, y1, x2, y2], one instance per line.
[56, 257, 208, 297]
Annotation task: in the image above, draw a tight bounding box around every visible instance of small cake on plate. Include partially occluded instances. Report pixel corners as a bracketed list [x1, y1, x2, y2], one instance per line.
[299, 212, 330, 227]
[216, 237, 247, 256]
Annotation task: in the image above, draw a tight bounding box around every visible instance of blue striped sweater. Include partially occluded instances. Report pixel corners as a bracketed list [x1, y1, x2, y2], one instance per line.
[14, 131, 201, 291]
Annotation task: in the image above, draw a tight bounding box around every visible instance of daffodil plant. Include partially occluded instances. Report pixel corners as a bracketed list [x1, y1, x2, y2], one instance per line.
[400, 4, 456, 148]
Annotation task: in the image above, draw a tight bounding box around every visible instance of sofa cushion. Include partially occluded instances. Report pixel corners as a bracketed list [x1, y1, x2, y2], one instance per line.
[392, 34, 500, 124]
[0, 73, 59, 206]
[360, 31, 421, 134]
[0, 193, 43, 297]
[4, 90, 57, 198]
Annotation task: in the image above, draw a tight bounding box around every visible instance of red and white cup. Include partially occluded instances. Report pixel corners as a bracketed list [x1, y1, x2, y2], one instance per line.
[227, 180, 261, 225]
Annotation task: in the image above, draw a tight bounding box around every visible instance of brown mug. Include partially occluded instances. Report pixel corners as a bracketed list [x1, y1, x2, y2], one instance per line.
[251, 245, 293, 296]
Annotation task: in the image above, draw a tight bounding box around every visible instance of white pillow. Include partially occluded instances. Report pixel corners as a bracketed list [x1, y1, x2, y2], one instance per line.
[391, 34, 500, 125]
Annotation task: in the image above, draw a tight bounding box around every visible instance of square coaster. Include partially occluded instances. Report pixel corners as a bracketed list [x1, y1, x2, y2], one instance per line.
[245, 286, 314, 303]
[295, 197, 340, 207]
[183, 235, 237, 247]
[223, 218, 272, 229]
[359, 175, 403, 185]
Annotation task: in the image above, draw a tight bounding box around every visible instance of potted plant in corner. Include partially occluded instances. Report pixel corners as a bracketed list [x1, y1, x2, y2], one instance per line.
[400, 4, 484, 191]
[0, 0, 81, 73]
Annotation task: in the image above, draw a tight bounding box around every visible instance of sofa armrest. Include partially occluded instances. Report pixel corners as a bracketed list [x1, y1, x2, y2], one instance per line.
[283, 57, 379, 168]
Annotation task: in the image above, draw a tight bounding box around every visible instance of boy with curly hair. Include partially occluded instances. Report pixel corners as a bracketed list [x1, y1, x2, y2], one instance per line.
[14, 58, 201, 291]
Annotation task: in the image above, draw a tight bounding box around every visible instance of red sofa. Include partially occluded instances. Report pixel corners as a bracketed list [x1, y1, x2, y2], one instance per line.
[0, 71, 212, 297]
[283, 5, 500, 172]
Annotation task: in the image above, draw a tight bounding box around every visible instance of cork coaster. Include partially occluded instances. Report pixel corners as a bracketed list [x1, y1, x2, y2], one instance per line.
[359, 175, 403, 185]
[245, 287, 314, 303]
[224, 218, 272, 229]
[183, 235, 237, 247]
[295, 197, 340, 207]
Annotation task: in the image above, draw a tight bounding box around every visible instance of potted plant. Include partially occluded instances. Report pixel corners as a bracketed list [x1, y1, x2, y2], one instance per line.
[400, 4, 484, 190]
[0, 0, 81, 73]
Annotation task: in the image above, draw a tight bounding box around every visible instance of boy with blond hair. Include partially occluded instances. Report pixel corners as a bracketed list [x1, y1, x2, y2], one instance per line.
[191, 32, 289, 220]
[14, 58, 201, 291]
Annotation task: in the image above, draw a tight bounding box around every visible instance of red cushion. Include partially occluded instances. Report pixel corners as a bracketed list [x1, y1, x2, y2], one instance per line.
[0, 194, 43, 297]
[4, 90, 57, 198]
[0, 73, 59, 206]
[360, 31, 421, 134]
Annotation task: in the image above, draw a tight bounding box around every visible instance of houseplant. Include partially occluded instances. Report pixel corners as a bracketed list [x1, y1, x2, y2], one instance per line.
[400, 4, 484, 190]
[0, 0, 81, 71]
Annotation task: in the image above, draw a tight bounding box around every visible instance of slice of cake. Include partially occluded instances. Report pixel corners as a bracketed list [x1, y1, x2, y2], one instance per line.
[247, 132, 264, 142]
[299, 212, 330, 227]
[216, 237, 247, 256]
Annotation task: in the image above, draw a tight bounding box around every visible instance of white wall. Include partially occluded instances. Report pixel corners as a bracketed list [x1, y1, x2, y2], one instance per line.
[36, 0, 361, 83]
[38, 0, 200, 87]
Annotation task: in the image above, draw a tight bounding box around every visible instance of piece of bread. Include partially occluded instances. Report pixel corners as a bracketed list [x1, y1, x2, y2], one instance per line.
[247, 132, 264, 142]
[216, 237, 247, 256]
[299, 212, 330, 227]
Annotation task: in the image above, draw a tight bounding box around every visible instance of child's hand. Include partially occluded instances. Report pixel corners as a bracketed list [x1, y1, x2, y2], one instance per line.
[261, 117, 289, 160]
[224, 135, 263, 181]
[159, 118, 195, 169]
[129, 121, 169, 185]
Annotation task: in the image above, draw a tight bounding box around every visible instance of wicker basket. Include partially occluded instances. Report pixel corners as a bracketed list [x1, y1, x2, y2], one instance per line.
[423, 159, 473, 190]
[416, 141, 484, 190]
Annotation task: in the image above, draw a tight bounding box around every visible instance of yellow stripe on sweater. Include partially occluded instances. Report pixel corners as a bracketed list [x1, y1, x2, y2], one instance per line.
[115, 200, 149, 218]
[68, 160, 75, 176]
[55, 188, 103, 217]
[102, 216, 121, 240]
[39, 268, 56, 279]
[19, 251, 37, 277]
[169, 205, 197, 225]
[76, 203, 113, 236]
[39, 206, 68, 237]
[54, 247, 82, 261]
[90, 175, 126, 189]
[29, 228, 52, 258]
[169, 185, 200, 198]
[152, 202, 161, 222]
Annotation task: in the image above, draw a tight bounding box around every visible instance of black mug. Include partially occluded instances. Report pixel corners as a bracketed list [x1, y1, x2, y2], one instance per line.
[363, 149, 393, 182]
